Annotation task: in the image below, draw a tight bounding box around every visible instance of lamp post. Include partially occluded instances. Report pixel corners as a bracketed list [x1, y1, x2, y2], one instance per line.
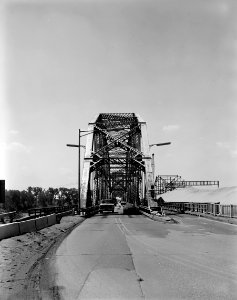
[149, 142, 171, 182]
[66, 129, 93, 214]
[66, 129, 86, 214]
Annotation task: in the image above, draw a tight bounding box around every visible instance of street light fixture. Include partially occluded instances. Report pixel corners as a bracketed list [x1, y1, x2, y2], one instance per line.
[66, 129, 92, 214]
[149, 142, 171, 148]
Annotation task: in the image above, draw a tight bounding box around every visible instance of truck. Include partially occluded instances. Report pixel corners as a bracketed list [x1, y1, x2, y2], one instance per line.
[99, 199, 115, 213]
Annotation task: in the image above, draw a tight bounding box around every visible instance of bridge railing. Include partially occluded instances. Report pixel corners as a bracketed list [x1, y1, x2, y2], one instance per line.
[28, 205, 77, 217]
[163, 202, 237, 218]
[0, 211, 16, 223]
[27, 205, 100, 219]
[219, 205, 237, 218]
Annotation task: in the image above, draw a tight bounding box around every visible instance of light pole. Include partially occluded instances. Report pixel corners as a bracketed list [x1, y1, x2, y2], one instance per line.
[149, 142, 171, 182]
[66, 129, 93, 214]
[66, 129, 86, 214]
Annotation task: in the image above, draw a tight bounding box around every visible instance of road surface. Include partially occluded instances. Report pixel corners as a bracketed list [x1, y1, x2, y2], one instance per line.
[39, 210, 237, 299]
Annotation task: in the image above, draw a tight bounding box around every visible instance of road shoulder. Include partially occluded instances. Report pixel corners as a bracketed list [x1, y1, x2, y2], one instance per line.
[0, 215, 85, 299]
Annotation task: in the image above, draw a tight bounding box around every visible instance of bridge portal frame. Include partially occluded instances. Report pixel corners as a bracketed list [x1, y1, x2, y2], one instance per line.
[80, 113, 156, 210]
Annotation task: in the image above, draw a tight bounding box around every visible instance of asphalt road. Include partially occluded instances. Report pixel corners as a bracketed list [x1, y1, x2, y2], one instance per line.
[40, 209, 237, 299]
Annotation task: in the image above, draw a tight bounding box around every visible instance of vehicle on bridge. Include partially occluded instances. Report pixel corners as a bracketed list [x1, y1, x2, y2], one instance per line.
[99, 199, 115, 213]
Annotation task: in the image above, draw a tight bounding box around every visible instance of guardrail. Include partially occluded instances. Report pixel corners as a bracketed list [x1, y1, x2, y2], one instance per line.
[1, 204, 100, 241]
[0, 211, 16, 224]
[163, 202, 237, 218]
[28, 205, 77, 217]
[28, 205, 100, 219]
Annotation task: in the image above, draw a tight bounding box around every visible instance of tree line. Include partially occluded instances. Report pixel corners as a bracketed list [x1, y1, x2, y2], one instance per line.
[4, 187, 78, 212]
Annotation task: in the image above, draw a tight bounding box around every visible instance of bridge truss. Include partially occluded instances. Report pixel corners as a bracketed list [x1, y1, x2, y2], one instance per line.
[80, 113, 156, 209]
[154, 175, 219, 196]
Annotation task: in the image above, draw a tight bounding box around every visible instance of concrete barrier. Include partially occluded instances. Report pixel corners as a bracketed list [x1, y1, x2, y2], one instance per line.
[0, 223, 20, 240]
[19, 219, 36, 235]
[35, 216, 48, 230]
[47, 214, 56, 226]
[0, 214, 59, 241]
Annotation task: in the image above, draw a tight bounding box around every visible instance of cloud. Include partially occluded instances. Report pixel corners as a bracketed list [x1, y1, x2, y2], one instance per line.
[59, 167, 73, 175]
[216, 141, 237, 158]
[9, 129, 19, 135]
[162, 125, 180, 132]
[1, 141, 31, 153]
[214, 2, 230, 16]
[230, 149, 237, 158]
[9, 142, 31, 153]
[216, 141, 230, 149]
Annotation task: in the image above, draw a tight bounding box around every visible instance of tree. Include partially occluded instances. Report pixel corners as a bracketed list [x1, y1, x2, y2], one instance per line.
[4, 186, 78, 212]
[20, 190, 35, 209]
[5, 190, 21, 211]
[27, 187, 43, 207]
[38, 191, 47, 207]
[45, 187, 55, 206]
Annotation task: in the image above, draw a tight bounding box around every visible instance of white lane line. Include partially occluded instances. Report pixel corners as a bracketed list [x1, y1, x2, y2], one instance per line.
[115, 217, 127, 235]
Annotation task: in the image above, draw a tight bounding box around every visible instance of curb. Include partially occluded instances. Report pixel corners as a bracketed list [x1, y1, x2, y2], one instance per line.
[140, 210, 174, 223]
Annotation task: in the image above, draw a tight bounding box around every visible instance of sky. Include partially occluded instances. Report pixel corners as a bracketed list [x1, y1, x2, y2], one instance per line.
[0, 0, 237, 190]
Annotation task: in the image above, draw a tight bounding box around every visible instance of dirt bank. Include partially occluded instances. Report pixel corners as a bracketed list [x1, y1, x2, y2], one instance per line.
[0, 215, 85, 300]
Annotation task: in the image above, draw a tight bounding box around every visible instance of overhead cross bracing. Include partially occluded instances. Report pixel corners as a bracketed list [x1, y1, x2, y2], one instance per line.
[80, 113, 155, 209]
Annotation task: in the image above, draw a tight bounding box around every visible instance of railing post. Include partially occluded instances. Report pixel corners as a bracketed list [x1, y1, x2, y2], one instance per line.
[230, 204, 233, 218]
[213, 204, 217, 216]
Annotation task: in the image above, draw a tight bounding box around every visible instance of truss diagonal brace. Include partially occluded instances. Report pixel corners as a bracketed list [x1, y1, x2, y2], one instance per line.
[93, 125, 143, 158]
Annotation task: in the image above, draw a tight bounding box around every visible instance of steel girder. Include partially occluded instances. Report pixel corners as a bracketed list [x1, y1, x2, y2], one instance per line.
[80, 113, 156, 209]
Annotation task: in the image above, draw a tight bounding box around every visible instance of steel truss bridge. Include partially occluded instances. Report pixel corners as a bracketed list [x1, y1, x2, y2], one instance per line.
[80, 113, 219, 211]
[81, 113, 155, 209]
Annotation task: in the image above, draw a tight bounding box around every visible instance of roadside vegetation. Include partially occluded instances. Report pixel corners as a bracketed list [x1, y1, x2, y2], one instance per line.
[2, 187, 78, 212]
